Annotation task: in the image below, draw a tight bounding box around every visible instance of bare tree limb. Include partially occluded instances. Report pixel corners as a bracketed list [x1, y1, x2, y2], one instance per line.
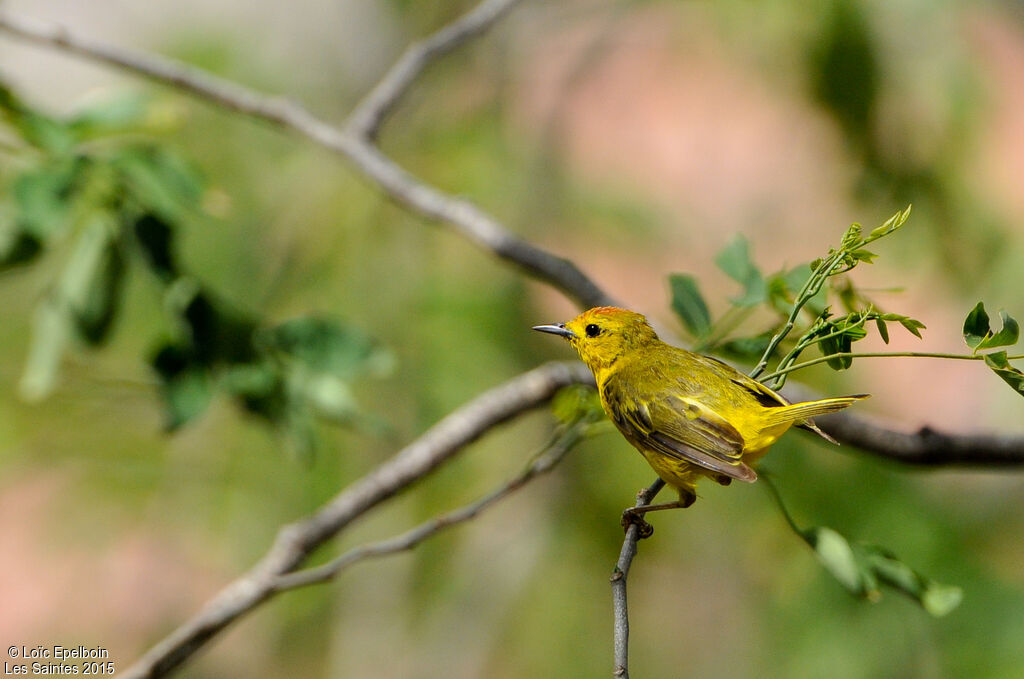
[346, 0, 523, 141]
[0, 7, 615, 310]
[117, 360, 590, 679]
[610, 478, 664, 679]
[272, 422, 583, 592]
[817, 411, 1024, 467]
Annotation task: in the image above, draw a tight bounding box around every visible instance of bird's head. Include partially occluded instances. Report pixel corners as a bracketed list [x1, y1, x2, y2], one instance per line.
[533, 306, 659, 373]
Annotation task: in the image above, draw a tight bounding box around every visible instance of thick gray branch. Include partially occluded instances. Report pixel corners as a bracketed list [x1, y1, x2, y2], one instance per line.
[0, 8, 615, 310]
[817, 412, 1024, 466]
[119, 360, 591, 679]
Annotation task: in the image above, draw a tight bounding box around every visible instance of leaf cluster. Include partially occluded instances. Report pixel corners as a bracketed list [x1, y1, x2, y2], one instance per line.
[962, 302, 1024, 397]
[666, 207, 985, 616]
[670, 206, 923, 389]
[0, 83, 391, 455]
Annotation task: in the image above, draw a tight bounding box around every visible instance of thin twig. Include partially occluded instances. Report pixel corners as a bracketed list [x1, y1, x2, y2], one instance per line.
[273, 423, 583, 592]
[761, 349, 1024, 383]
[118, 361, 591, 679]
[611, 478, 664, 679]
[346, 0, 523, 141]
[0, 8, 615, 310]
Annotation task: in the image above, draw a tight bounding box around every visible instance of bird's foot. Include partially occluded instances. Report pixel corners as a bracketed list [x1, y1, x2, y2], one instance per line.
[620, 509, 655, 539]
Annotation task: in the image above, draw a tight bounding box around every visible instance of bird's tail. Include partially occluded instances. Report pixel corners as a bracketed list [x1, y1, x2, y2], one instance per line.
[762, 394, 869, 444]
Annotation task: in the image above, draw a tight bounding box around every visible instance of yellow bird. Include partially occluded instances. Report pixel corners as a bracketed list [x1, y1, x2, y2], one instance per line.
[534, 306, 866, 533]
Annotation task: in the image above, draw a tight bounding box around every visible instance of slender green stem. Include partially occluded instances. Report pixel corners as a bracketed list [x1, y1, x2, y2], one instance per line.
[759, 350, 1024, 383]
[750, 252, 840, 379]
[759, 473, 802, 536]
[769, 318, 869, 389]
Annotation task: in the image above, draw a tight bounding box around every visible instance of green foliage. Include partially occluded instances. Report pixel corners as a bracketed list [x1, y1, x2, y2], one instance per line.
[668, 273, 712, 340]
[962, 302, 1024, 397]
[668, 206, 922, 388]
[662, 207, 1007, 614]
[802, 526, 961, 617]
[981, 352, 1024, 396]
[766, 476, 961, 617]
[715, 235, 766, 307]
[963, 302, 1019, 351]
[0, 82, 390, 450]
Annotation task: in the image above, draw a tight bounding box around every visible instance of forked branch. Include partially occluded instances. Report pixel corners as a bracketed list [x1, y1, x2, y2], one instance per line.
[118, 360, 590, 679]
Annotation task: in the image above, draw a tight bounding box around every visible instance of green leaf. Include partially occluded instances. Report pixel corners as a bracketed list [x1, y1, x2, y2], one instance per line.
[164, 279, 259, 366]
[131, 213, 178, 280]
[12, 159, 83, 240]
[840, 223, 863, 250]
[862, 546, 963, 617]
[0, 84, 76, 153]
[63, 218, 125, 345]
[850, 249, 877, 263]
[19, 296, 71, 402]
[152, 344, 214, 430]
[0, 215, 42, 268]
[802, 526, 871, 597]
[920, 583, 966, 617]
[293, 370, 358, 422]
[820, 335, 851, 370]
[259, 316, 392, 381]
[866, 205, 912, 243]
[17, 112, 76, 154]
[874, 318, 889, 344]
[983, 351, 1024, 396]
[978, 310, 1019, 350]
[963, 302, 990, 350]
[68, 92, 150, 137]
[898, 318, 925, 339]
[801, 527, 962, 615]
[223, 362, 288, 423]
[715, 235, 766, 306]
[115, 146, 204, 221]
[669, 274, 712, 339]
[221, 362, 280, 399]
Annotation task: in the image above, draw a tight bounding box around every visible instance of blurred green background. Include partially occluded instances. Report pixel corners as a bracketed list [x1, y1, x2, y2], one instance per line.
[1, 0, 1024, 677]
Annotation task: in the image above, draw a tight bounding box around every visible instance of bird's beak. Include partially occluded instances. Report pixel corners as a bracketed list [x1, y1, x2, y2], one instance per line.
[532, 323, 575, 339]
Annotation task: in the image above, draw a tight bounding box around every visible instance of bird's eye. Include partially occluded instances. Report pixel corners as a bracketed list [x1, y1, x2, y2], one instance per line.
[585, 324, 601, 338]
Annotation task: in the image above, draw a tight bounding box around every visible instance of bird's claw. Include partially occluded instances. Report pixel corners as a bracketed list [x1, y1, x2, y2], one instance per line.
[621, 509, 654, 539]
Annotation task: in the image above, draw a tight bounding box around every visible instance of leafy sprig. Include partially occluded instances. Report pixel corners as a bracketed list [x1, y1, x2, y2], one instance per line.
[0, 82, 392, 455]
[764, 475, 962, 617]
[665, 206, 997, 617]
[670, 206, 924, 387]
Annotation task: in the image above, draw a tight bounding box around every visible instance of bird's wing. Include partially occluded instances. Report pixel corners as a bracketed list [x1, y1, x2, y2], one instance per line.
[603, 377, 757, 483]
[702, 356, 843, 445]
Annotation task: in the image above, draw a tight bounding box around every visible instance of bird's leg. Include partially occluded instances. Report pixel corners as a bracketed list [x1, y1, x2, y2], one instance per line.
[620, 489, 696, 538]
